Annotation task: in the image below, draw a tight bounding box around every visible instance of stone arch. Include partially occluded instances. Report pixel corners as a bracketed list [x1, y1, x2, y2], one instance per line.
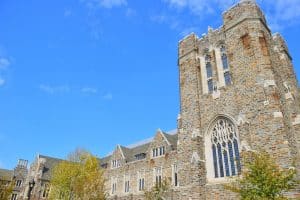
[205, 115, 241, 182]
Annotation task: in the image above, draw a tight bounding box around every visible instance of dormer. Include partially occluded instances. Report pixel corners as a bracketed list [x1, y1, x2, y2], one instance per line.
[110, 145, 126, 169]
[149, 129, 178, 159]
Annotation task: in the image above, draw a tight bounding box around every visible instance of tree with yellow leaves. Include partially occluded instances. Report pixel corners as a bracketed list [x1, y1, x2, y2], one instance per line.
[0, 180, 14, 200]
[48, 149, 107, 200]
[224, 151, 298, 200]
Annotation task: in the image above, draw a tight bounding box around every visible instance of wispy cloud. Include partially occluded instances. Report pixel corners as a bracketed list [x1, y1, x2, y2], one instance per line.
[39, 84, 70, 94]
[0, 57, 10, 87]
[0, 78, 5, 87]
[125, 8, 137, 18]
[103, 92, 113, 100]
[81, 0, 127, 9]
[64, 9, 72, 17]
[81, 87, 98, 94]
[163, 0, 235, 16]
[150, 14, 180, 30]
[259, 0, 300, 30]
[162, 0, 300, 31]
[0, 58, 10, 70]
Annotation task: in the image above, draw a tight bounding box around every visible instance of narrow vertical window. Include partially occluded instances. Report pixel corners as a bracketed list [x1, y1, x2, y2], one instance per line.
[154, 167, 162, 186]
[138, 170, 145, 191]
[212, 144, 218, 178]
[206, 62, 212, 78]
[124, 180, 130, 193]
[223, 147, 230, 177]
[224, 71, 231, 85]
[217, 143, 224, 177]
[205, 55, 213, 93]
[172, 164, 178, 186]
[228, 141, 236, 176]
[220, 46, 232, 86]
[208, 79, 213, 93]
[234, 139, 241, 173]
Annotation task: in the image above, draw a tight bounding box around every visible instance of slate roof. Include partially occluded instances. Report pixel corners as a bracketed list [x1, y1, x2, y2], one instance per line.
[0, 168, 13, 181]
[39, 155, 64, 181]
[100, 130, 178, 165]
[162, 132, 178, 150]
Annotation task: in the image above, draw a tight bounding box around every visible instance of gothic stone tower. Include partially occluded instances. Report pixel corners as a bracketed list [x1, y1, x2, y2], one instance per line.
[177, 0, 300, 199]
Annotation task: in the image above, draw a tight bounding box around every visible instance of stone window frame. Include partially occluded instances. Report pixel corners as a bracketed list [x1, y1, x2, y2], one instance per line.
[11, 194, 17, 200]
[153, 166, 163, 186]
[137, 170, 145, 192]
[220, 45, 232, 86]
[152, 146, 165, 158]
[124, 174, 130, 193]
[205, 115, 241, 183]
[15, 179, 22, 187]
[171, 164, 179, 187]
[111, 177, 117, 195]
[42, 183, 50, 198]
[205, 55, 214, 93]
[111, 159, 121, 169]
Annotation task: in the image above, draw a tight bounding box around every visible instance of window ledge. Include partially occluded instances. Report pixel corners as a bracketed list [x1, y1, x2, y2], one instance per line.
[206, 176, 238, 185]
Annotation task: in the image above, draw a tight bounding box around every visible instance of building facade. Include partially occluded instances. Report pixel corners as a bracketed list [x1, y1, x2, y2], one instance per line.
[1, 0, 300, 199]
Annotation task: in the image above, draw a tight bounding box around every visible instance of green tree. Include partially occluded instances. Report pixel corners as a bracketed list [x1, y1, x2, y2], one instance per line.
[144, 179, 170, 200]
[225, 151, 298, 200]
[48, 149, 107, 200]
[0, 180, 14, 200]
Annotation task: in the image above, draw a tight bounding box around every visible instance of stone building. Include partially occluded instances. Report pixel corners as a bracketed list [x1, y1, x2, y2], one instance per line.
[1, 0, 300, 199]
[0, 159, 28, 200]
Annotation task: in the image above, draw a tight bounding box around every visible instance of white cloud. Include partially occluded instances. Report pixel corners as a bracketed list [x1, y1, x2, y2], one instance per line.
[39, 84, 70, 94]
[81, 87, 98, 94]
[81, 0, 127, 9]
[125, 8, 137, 17]
[0, 78, 5, 87]
[0, 58, 10, 70]
[163, 0, 235, 15]
[64, 9, 72, 17]
[162, 0, 300, 30]
[100, 0, 127, 8]
[103, 93, 113, 100]
[260, 0, 300, 30]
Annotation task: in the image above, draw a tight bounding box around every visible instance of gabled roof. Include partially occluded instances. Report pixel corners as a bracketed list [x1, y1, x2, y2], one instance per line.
[161, 132, 178, 149]
[0, 168, 13, 181]
[100, 129, 178, 165]
[38, 155, 64, 180]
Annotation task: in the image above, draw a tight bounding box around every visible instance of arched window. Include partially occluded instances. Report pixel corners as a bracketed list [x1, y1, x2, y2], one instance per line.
[220, 46, 232, 86]
[207, 117, 241, 180]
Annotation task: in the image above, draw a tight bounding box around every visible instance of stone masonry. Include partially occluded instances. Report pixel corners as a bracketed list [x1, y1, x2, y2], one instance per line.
[1, 0, 299, 199]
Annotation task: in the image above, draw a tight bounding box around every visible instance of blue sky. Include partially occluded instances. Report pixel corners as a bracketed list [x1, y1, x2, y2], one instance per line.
[0, 0, 299, 169]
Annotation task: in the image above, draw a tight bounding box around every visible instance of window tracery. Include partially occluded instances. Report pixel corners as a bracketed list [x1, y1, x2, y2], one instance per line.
[210, 118, 241, 178]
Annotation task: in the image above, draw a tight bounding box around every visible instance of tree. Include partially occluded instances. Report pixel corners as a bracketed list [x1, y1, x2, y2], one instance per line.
[144, 179, 170, 200]
[0, 180, 14, 200]
[224, 151, 298, 200]
[48, 149, 107, 200]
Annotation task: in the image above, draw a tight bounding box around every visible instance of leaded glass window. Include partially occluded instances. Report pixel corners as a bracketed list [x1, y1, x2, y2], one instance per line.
[220, 46, 232, 86]
[211, 118, 241, 178]
[208, 79, 213, 93]
[222, 54, 228, 70]
[224, 71, 232, 85]
[206, 62, 212, 78]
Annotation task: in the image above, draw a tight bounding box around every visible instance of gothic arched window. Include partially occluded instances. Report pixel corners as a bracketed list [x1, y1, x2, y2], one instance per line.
[208, 117, 241, 179]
